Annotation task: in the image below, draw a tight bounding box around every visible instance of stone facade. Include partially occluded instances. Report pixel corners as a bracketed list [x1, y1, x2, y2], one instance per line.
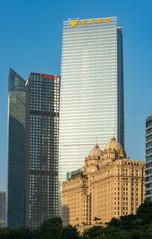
[62, 137, 145, 229]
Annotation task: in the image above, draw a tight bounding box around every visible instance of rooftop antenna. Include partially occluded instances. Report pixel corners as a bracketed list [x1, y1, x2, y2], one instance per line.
[112, 126, 116, 139]
[96, 136, 98, 146]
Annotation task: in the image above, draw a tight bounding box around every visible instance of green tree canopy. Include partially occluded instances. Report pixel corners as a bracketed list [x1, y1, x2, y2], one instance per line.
[60, 224, 80, 239]
[83, 226, 104, 239]
[38, 217, 63, 239]
[136, 200, 152, 224]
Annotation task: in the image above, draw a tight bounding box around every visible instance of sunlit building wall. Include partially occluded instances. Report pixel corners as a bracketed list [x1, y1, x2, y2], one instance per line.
[62, 138, 145, 230]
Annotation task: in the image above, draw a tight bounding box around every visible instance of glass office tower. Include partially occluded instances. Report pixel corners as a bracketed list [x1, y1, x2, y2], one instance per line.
[25, 73, 60, 228]
[8, 68, 25, 228]
[59, 17, 124, 181]
[145, 115, 152, 201]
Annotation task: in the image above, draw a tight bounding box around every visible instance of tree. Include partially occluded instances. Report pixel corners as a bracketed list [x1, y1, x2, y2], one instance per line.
[130, 230, 145, 239]
[0, 228, 10, 239]
[107, 217, 122, 229]
[0, 227, 35, 239]
[120, 214, 137, 230]
[136, 200, 152, 224]
[60, 225, 80, 239]
[83, 226, 104, 239]
[105, 226, 130, 239]
[38, 217, 63, 239]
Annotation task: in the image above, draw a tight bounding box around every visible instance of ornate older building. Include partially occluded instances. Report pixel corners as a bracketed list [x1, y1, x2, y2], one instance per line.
[62, 137, 145, 229]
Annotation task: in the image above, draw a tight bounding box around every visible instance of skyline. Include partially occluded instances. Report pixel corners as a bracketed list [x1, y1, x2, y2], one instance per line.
[0, 0, 152, 191]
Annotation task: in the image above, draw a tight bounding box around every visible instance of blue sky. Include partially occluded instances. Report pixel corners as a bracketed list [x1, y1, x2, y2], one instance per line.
[0, 0, 152, 191]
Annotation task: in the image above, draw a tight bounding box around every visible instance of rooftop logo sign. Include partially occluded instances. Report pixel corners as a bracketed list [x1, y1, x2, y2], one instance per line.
[41, 74, 58, 80]
[70, 18, 111, 27]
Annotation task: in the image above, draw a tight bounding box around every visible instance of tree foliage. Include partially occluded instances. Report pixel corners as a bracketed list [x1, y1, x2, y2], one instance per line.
[1, 200, 152, 239]
[38, 217, 63, 239]
[60, 224, 80, 239]
[83, 226, 104, 239]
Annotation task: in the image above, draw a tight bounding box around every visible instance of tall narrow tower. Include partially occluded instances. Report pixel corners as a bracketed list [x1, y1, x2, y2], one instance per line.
[25, 73, 60, 228]
[145, 115, 152, 201]
[8, 68, 25, 228]
[59, 17, 124, 181]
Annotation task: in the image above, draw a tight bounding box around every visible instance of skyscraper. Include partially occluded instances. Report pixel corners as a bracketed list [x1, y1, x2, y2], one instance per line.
[0, 192, 6, 228]
[25, 73, 60, 228]
[7, 68, 25, 228]
[145, 115, 152, 201]
[59, 17, 124, 181]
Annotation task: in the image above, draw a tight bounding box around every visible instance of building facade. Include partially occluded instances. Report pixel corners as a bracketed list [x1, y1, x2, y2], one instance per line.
[59, 16, 124, 182]
[145, 115, 152, 200]
[25, 73, 60, 228]
[62, 137, 145, 229]
[7, 68, 25, 228]
[0, 192, 6, 228]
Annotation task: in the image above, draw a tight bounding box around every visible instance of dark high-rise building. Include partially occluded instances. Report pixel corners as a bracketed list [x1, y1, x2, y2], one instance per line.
[145, 115, 152, 201]
[0, 192, 6, 228]
[7, 68, 25, 228]
[25, 73, 60, 228]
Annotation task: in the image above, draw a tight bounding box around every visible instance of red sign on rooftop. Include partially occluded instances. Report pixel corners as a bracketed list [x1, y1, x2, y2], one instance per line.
[41, 74, 57, 80]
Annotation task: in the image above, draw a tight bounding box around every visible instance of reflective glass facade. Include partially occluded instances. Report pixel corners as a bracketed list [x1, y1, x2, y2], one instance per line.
[145, 115, 152, 200]
[25, 73, 60, 228]
[60, 17, 124, 181]
[8, 68, 25, 228]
